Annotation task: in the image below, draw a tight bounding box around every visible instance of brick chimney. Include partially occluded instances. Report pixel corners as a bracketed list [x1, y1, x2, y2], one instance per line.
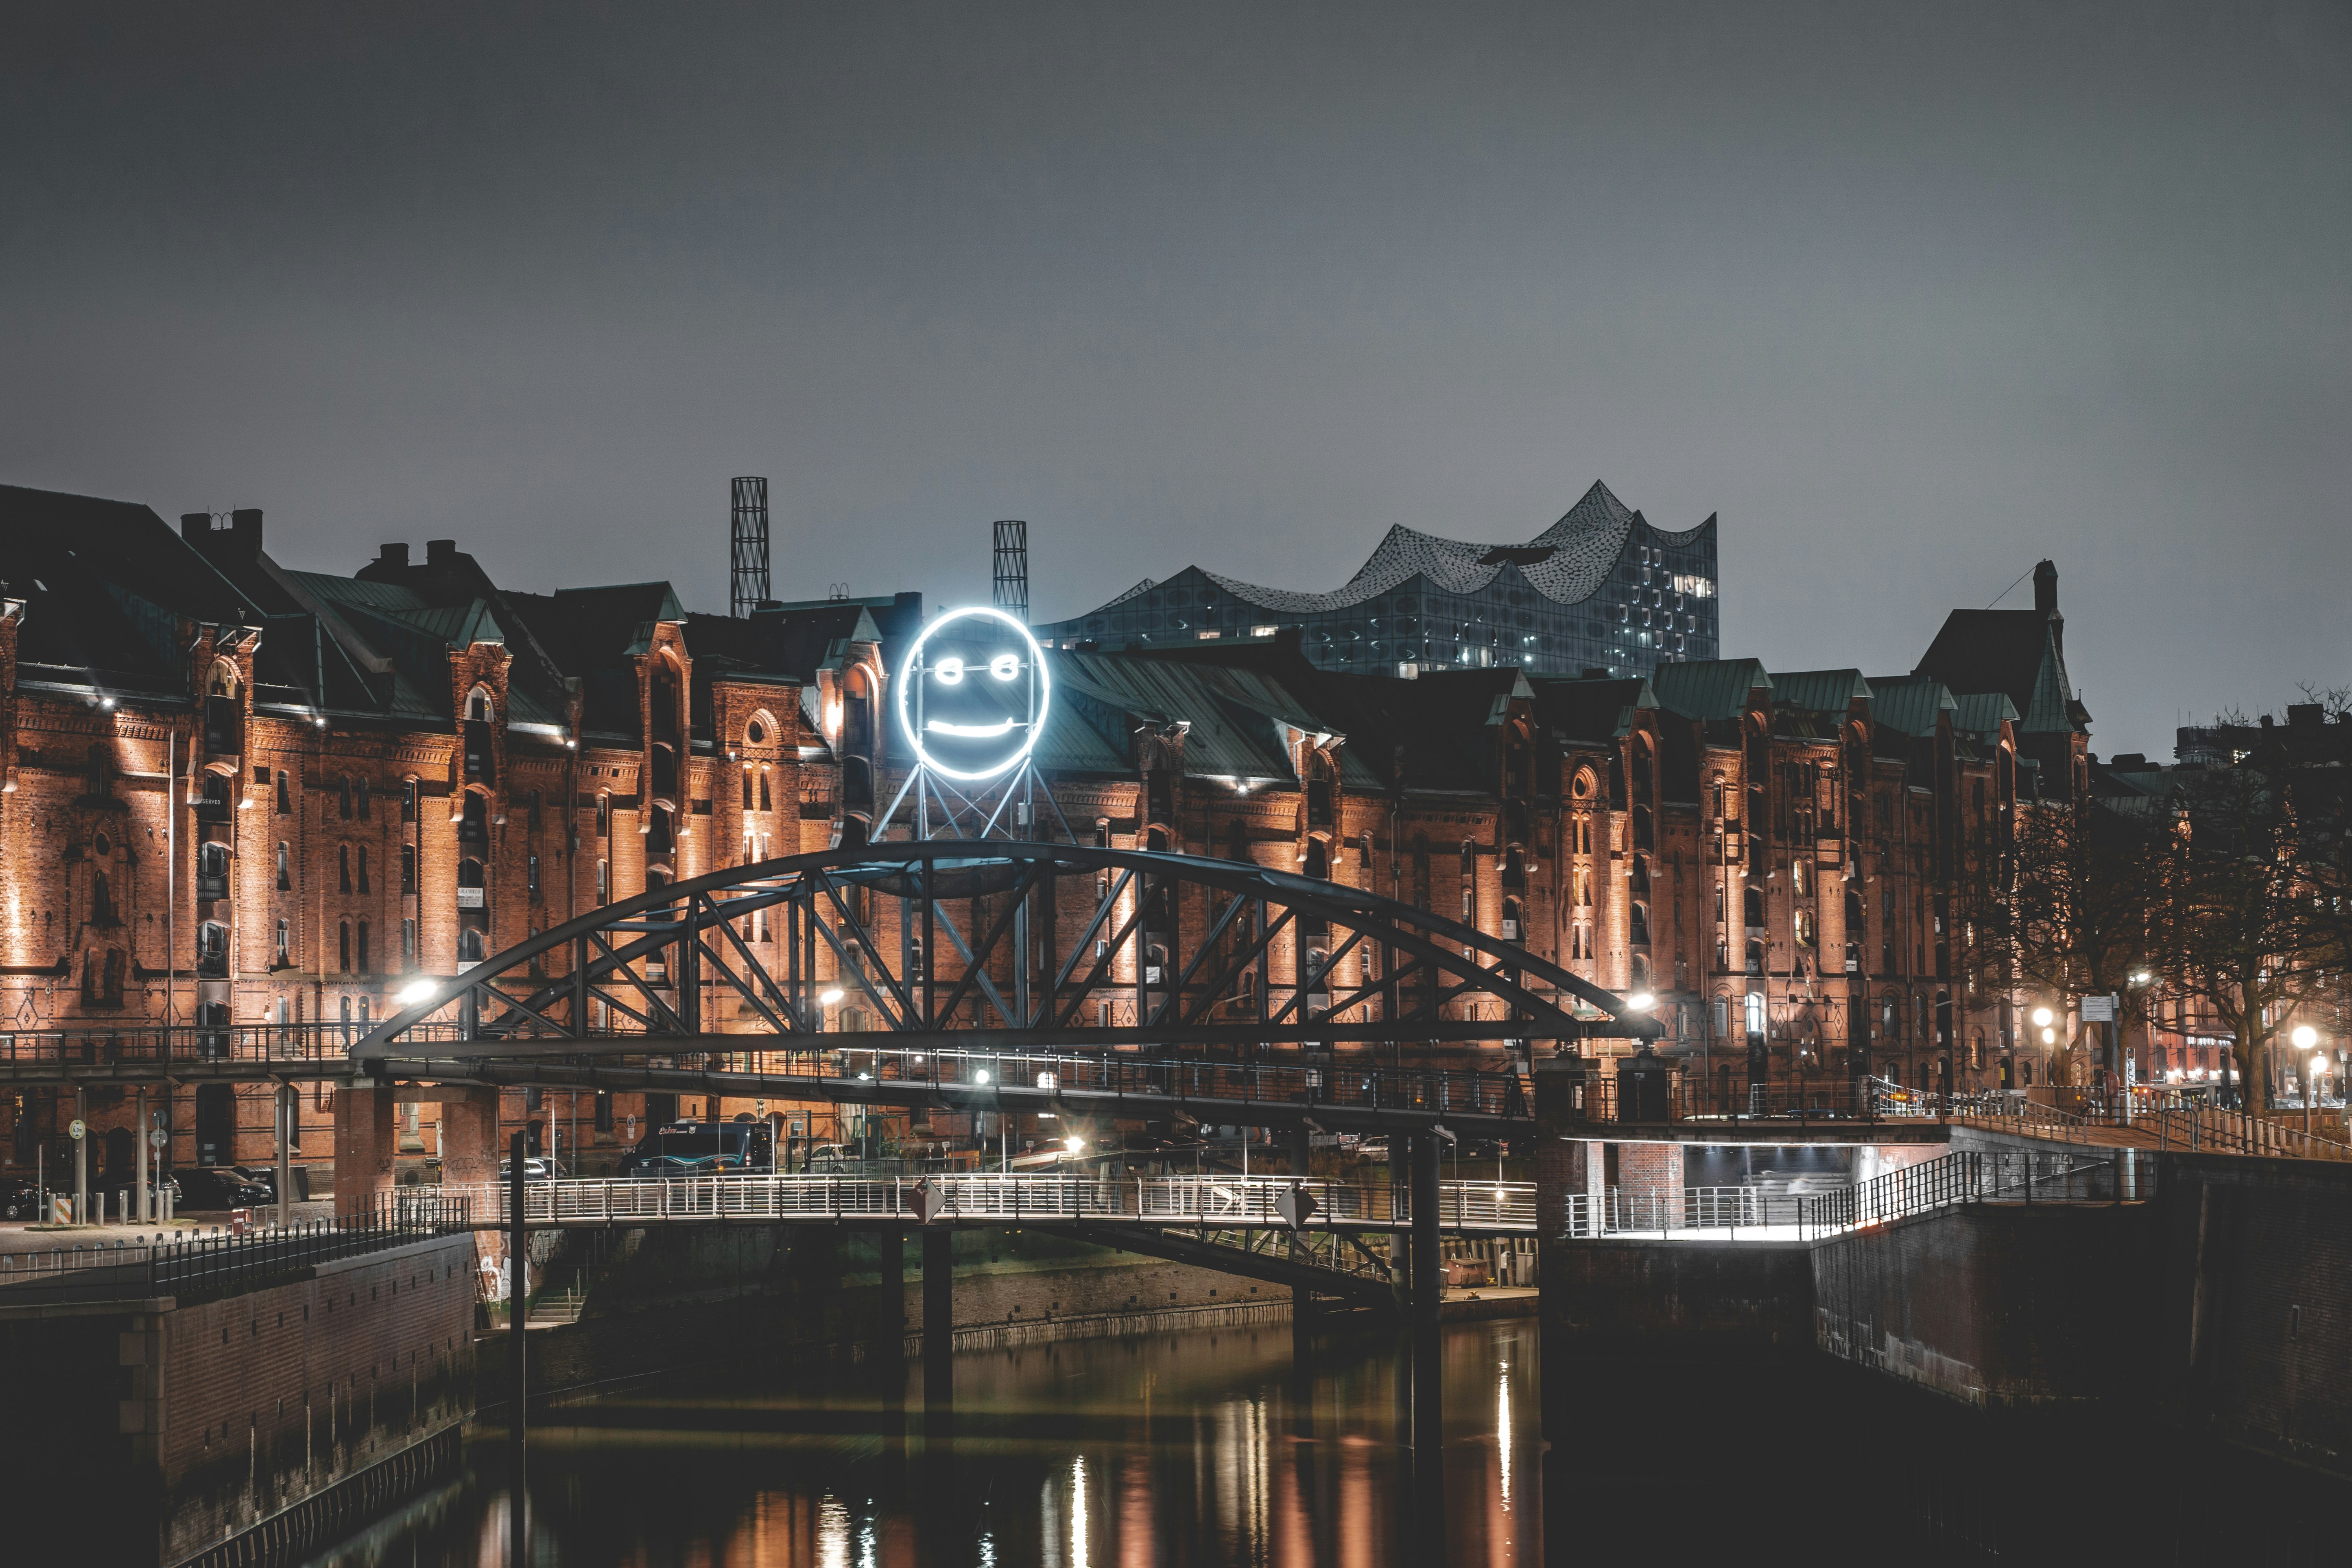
[2032, 559, 2057, 616]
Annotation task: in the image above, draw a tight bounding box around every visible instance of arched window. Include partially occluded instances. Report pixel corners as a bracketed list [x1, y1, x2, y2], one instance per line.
[459, 928, 485, 963]
[1630, 902, 1651, 946]
[759, 767, 772, 812]
[338, 776, 353, 819]
[276, 843, 291, 890]
[1631, 952, 1651, 990]
[356, 845, 370, 894]
[1744, 938, 1764, 975]
[338, 845, 352, 893]
[338, 920, 352, 973]
[356, 920, 371, 974]
[355, 777, 370, 819]
[1500, 896, 1523, 941]
[466, 685, 495, 723]
[1793, 909, 1816, 948]
[1744, 886, 1764, 928]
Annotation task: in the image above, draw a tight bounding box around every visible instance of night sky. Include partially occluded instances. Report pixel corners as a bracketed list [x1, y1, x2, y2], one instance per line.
[5, 3, 2346, 757]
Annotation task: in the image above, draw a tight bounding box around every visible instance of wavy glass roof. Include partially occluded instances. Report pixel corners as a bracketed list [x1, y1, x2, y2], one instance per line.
[1094, 481, 1711, 617]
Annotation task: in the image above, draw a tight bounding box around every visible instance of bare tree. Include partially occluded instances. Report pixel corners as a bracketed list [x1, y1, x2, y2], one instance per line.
[1962, 791, 2166, 1082]
[2154, 742, 2339, 1109]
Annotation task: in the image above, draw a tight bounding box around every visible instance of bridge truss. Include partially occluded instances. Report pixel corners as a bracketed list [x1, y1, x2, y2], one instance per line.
[355, 841, 1651, 1125]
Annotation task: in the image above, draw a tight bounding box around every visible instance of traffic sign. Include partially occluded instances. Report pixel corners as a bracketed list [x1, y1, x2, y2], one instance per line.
[68, 1118, 85, 1141]
[149, 1128, 168, 1149]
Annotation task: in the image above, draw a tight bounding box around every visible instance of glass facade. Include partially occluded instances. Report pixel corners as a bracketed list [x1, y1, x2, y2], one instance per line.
[1035, 490, 1719, 680]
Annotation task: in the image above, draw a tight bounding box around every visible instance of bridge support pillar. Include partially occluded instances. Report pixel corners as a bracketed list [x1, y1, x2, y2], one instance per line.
[1409, 1131, 1442, 1454]
[437, 1086, 504, 1192]
[1533, 1135, 1584, 1242]
[1289, 1120, 1318, 1369]
[922, 1227, 953, 1411]
[331, 1083, 395, 1220]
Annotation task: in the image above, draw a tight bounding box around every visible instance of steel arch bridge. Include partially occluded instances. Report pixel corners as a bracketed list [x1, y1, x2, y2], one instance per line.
[352, 841, 1653, 1131]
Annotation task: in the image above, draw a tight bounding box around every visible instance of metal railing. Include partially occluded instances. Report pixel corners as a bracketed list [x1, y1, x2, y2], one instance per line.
[461, 1044, 1538, 1122]
[0, 1194, 470, 1304]
[0, 1021, 471, 1076]
[2145, 1103, 2352, 1162]
[438, 1173, 1537, 1232]
[1557, 1152, 2158, 1241]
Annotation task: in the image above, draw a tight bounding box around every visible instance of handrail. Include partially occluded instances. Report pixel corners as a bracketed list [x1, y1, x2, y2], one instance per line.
[437, 1173, 1537, 1232]
[0, 1194, 470, 1303]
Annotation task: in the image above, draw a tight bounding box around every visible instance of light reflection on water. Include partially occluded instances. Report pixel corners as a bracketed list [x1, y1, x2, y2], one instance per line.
[299, 1319, 1542, 1567]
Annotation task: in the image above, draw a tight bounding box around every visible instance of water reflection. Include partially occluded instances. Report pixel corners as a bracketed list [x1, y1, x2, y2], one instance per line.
[301, 1320, 1544, 1567]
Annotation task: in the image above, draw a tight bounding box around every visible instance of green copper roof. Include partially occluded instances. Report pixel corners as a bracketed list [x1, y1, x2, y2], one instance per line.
[1650, 658, 1771, 722]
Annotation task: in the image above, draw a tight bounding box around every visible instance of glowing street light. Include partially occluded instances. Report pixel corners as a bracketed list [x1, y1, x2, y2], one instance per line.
[1627, 991, 1656, 1013]
[2293, 1024, 2321, 1133]
[819, 988, 844, 1006]
[396, 978, 439, 1007]
[2031, 1006, 2054, 1029]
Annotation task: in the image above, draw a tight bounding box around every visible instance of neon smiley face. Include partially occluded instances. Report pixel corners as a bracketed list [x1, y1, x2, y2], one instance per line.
[895, 605, 1051, 782]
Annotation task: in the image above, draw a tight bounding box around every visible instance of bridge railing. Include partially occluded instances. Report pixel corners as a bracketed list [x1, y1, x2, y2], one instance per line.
[439, 1173, 1538, 1231]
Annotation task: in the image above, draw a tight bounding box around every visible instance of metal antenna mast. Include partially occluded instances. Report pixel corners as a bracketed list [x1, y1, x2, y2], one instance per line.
[991, 520, 1029, 622]
[730, 477, 771, 617]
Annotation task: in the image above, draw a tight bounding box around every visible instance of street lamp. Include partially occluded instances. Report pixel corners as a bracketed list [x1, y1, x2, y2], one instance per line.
[2293, 1024, 2319, 1135]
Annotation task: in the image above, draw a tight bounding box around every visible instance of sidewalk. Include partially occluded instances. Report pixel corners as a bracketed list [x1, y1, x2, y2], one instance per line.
[0, 1199, 338, 1254]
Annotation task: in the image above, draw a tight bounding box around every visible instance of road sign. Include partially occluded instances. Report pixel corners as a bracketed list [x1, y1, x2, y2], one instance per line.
[2081, 995, 2118, 1023]
[1275, 1184, 1319, 1229]
[68, 1118, 85, 1141]
[908, 1181, 947, 1224]
[149, 1128, 169, 1149]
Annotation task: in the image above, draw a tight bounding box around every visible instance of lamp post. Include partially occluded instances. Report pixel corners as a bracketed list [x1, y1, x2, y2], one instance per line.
[2292, 1025, 2319, 1138]
[2032, 1006, 2055, 1092]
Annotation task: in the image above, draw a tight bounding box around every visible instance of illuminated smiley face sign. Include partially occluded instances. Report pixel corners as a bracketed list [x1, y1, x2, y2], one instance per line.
[895, 605, 1052, 782]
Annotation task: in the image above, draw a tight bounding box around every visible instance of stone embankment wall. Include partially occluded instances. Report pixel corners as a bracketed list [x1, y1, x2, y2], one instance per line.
[2157, 1154, 2352, 1474]
[1540, 1151, 2352, 1478]
[1810, 1203, 2160, 1405]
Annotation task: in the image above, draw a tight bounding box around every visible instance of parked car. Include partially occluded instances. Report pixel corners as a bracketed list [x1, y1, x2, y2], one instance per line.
[497, 1157, 563, 1182]
[2, 1177, 42, 1219]
[174, 1167, 275, 1210]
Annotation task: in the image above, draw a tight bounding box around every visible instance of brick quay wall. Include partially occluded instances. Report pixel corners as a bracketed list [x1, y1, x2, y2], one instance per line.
[0, 1231, 477, 1566]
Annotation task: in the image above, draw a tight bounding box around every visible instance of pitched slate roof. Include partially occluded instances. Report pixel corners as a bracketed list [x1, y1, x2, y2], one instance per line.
[0, 485, 257, 698]
[1527, 673, 1656, 743]
[1914, 609, 2086, 735]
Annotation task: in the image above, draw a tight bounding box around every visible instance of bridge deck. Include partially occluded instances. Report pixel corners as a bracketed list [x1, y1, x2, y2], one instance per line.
[442, 1173, 1536, 1235]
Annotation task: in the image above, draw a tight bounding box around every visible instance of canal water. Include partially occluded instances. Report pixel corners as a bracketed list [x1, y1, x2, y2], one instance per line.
[305, 1318, 1537, 1567]
[305, 1318, 2350, 1566]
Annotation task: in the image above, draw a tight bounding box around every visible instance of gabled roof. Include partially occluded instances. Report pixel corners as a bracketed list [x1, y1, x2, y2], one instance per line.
[0, 485, 258, 698]
[1650, 659, 1771, 723]
[1915, 608, 2086, 735]
[1950, 691, 2020, 739]
[1527, 673, 1655, 744]
[1769, 669, 1871, 714]
[1866, 675, 1957, 739]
